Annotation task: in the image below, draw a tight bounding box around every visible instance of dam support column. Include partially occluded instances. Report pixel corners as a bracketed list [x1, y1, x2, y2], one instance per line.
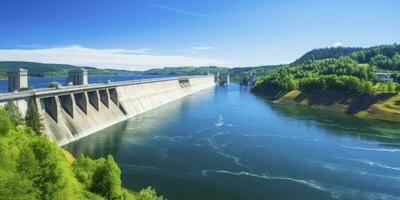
[109, 88, 119, 106]
[99, 89, 109, 108]
[42, 96, 60, 123]
[87, 91, 99, 111]
[74, 92, 88, 114]
[59, 94, 74, 118]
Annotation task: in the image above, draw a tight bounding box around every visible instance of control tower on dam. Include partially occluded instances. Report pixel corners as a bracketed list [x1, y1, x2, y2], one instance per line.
[0, 71, 215, 145]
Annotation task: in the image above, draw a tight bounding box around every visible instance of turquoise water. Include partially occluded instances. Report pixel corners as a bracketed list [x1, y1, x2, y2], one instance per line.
[65, 84, 400, 200]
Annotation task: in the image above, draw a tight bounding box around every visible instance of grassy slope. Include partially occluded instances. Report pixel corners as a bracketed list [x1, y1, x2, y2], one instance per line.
[356, 94, 400, 122]
[274, 90, 400, 123]
[63, 149, 76, 163]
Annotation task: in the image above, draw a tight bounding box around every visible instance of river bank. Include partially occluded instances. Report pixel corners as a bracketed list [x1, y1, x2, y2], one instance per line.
[266, 89, 400, 123]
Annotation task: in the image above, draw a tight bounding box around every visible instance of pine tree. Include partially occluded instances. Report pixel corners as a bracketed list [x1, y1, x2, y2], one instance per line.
[4, 100, 24, 126]
[25, 100, 44, 135]
[0, 109, 13, 136]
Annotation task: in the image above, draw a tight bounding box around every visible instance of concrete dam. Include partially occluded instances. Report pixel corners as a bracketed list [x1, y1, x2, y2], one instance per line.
[0, 74, 216, 145]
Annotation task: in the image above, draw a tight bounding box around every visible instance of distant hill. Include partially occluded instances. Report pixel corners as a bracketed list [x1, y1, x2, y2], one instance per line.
[295, 44, 400, 70]
[294, 47, 364, 64]
[0, 61, 136, 79]
[142, 66, 229, 75]
[142, 65, 279, 77]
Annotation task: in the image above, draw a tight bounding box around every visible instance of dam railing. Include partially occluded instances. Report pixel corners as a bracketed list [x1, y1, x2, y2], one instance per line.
[0, 75, 211, 101]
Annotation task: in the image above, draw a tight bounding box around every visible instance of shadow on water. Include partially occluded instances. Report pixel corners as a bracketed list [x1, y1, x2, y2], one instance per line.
[64, 121, 129, 158]
[63, 94, 188, 158]
[254, 94, 400, 148]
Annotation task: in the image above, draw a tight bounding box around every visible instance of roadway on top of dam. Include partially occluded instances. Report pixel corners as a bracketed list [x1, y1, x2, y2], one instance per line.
[0, 75, 211, 101]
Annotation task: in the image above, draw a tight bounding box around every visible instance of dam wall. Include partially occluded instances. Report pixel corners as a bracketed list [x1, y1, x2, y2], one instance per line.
[0, 75, 215, 145]
[118, 76, 215, 118]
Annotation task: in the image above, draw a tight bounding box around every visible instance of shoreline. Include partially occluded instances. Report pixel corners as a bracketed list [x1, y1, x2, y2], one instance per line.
[255, 89, 400, 123]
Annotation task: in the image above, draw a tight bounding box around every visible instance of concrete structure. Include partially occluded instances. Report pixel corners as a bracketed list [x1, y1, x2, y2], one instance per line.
[375, 72, 393, 82]
[215, 73, 230, 86]
[68, 68, 88, 85]
[8, 68, 28, 92]
[240, 72, 257, 86]
[249, 72, 256, 85]
[0, 75, 215, 145]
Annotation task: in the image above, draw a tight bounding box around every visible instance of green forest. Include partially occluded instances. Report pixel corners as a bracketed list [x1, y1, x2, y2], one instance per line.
[254, 44, 400, 96]
[0, 101, 163, 200]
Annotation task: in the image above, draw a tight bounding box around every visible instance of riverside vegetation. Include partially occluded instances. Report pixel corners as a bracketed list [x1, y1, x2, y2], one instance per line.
[253, 44, 400, 123]
[0, 101, 163, 200]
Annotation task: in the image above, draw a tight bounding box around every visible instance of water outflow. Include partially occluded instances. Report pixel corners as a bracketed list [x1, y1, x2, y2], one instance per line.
[40, 76, 215, 145]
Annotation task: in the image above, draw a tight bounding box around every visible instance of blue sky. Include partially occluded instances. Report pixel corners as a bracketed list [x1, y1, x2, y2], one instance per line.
[0, 0, 399, 70]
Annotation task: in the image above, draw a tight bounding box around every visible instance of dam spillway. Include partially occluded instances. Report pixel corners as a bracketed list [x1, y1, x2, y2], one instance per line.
[0, 75, 215, 145]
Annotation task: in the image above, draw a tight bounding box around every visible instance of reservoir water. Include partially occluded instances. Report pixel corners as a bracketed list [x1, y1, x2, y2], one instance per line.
[64, 84, 400, 200]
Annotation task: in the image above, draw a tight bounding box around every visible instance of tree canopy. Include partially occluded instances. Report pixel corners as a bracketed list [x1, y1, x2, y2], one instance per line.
[0, 108, 163, 200]
[254, 54, 400, 96]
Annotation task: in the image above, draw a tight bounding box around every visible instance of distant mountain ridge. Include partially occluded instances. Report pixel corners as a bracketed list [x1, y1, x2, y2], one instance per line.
[294, 47, 364, 64]
[0, 61, 278, 81]
[294, 44, 400, 67]
[0, 61, 136, 79]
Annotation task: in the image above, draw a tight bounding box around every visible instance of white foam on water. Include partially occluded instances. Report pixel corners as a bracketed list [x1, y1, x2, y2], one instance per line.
[242, 133, 298, 140]
[201, 169, 400, 200]
[215, 114, 224, 127]
[207, 137, 250, 169]
[201, 169, 325, 191]
[153, 135, 181, 142]
[336, 157, 400, 172]
[119, 163, 160, 171]
[341, 145, 400, 152]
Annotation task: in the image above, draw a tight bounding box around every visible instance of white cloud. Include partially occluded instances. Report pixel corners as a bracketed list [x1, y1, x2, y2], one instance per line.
[192, 46, 214, 50]
[0, 45, 228, 70]
[332, 42, 343, 47]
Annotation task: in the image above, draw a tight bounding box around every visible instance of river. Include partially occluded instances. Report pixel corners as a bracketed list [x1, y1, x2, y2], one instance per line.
[64, 84, 400, 200]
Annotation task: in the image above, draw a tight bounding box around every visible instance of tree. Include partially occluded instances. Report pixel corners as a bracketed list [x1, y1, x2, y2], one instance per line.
[388, 82, 397, 93]
[0, 109, 13, 136]
[25, 100, 44, 135]
[73, 155, 99, 189]
[392, 53, 400, 70]
[370, 54, 391, 69]
[4, 100, 24, 126]
[136, 187, 164, 200]
[91, 155, 122, 199]
[31, 138, 68, 200]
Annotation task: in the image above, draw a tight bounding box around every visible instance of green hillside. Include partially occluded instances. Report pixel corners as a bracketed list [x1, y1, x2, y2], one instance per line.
[294, 47, 363, 64]
[253, 43, 400, 123]
[294, 44, 400, 71]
